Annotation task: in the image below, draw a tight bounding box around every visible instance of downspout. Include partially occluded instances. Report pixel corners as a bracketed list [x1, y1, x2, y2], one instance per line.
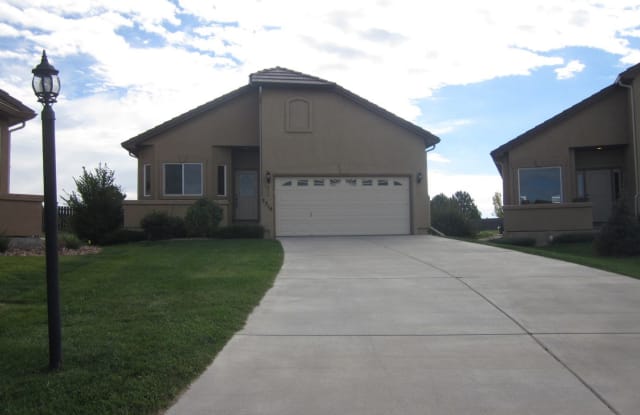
[616, 76, 640, 217]
[425, 142, 437, 234]
[258, 85, 265, 234]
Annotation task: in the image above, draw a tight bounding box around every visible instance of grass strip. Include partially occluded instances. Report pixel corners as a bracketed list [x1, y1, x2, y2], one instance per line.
[0, 239, 283, 415]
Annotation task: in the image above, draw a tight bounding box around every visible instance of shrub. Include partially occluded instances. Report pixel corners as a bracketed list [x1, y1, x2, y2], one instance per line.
[63, 164, 126, 245]
[58, 232, 83, 250]
[594, 203, 640, 256]
[140, 211, 186, 240]
[100, 228, 146, 245]
[0, 234, 9, 253]
[215, 224, 265, 239]
[430, 193, 477, 237]
[185, 199, 223, 237]
[492, 237, 536, 247]
[550, 232, 595, 245]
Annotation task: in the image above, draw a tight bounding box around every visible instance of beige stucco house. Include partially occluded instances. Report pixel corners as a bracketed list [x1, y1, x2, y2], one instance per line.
[491, 63, 640, 243]
[122, 67, 440, 238]
[0, 89, 42, 237]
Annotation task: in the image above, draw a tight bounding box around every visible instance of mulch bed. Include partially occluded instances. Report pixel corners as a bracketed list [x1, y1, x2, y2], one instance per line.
[1, 246, 102, 256]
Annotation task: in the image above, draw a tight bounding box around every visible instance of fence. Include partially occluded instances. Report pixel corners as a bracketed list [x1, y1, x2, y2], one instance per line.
[56, 205, 74, 232]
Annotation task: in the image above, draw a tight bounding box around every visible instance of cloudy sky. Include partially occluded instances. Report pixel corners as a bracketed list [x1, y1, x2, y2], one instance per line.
[2, 0, 640, 217]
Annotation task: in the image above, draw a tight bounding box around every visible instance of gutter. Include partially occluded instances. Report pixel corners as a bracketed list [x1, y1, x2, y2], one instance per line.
[616, 76, 640, 217]
[8, 121, 26, 133]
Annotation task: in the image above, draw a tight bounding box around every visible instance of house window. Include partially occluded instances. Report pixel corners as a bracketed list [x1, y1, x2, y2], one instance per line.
[576, 171, 586, 200]
[164, 163, 202, 196]
[143, 164, 151, 197]
[216, 165, 226, 196]
[518, 167, 562, 204]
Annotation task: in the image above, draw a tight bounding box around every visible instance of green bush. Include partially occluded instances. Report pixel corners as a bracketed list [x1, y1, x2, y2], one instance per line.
[0, 234, 9, 253]
[215, 224, 265, 239]
[594, 204, 640, 256]
[430, 193, 477, 237]
[63, 164, 126, 245]
[58, 232, 83, 250]
[100, 228, 146, 245]
[492, 237, 537, 247]
[550, 232, 595, 245]
[185, 199, 223, 237]
[140, 211, 186, 241]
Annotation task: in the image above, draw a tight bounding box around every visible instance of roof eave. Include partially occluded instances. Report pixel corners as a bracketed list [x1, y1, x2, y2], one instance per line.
[121, 84, 254, 156]
[490, 83, 618, 161]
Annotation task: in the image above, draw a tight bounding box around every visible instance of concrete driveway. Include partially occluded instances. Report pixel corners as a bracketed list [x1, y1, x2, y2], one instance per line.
[166, 236, 640, 415]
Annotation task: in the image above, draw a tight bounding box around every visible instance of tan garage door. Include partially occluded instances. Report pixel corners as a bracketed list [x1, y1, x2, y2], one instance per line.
[275, 177, 410, 236]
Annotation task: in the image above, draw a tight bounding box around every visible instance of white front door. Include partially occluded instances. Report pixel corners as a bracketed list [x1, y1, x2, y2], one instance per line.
[275, 177, 411, 236]
[234, 170, 258, 220]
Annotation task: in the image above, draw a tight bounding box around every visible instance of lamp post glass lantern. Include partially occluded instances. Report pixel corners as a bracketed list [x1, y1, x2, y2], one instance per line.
[32, 51, 60, 104]
[32, 50, 62, 370]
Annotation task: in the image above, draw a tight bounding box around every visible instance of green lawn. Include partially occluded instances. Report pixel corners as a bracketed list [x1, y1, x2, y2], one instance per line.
[0, 239, 283, 415]
[488, 240, 640, 279]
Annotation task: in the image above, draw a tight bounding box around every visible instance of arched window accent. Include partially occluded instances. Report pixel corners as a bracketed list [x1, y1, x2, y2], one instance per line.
[286, 98, 312, 132]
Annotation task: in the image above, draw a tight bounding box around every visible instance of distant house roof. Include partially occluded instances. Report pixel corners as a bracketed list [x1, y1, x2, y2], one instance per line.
[122, 67, 439, 155]
[490, 63, 640, 169]
[0, 89, 37, 127]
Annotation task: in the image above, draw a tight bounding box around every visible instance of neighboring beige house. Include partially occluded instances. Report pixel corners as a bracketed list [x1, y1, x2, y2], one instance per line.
[0, 89, 42, 237]
[491, 63, 640, 244]
[122, 67, 440, 238]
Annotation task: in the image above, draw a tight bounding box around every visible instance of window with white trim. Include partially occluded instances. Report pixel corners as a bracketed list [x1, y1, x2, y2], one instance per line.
[518, 167, 562, 204]
[143, 164, 151, 197]
[164, 163, 203, 196]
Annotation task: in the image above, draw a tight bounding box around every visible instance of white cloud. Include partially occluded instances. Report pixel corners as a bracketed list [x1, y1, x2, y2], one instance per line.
[427, 119, 474, 136]
[555, 59, 586, 80]
[427, 153, 451, 164]
[2, 0, 640, 201]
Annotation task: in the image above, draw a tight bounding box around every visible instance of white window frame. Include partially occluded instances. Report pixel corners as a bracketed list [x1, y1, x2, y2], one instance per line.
[143, 164, 151, 197]
[216, 165, 227, 196]
[163, 163, 203, 196]
[517, 166, 563, 204]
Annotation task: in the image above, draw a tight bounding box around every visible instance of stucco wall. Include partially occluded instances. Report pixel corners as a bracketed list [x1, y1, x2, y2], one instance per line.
[134, 90, 259, 201]
[0, 194, 43, 236]
[259, 87, 430, 238]
[501, 89, 631, 206]
[0, 122, 9, 195]
[123, 199, 230, 229]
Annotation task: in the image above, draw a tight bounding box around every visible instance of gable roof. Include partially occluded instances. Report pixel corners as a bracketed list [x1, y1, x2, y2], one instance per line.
[122, 67, 439, 155]
[490, 62, 640, 165]
[250, 67, 335, 86]
[0, 89, 37, 127]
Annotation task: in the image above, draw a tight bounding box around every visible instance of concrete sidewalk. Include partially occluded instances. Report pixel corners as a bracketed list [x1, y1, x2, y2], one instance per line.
[166, 236, 640, 414]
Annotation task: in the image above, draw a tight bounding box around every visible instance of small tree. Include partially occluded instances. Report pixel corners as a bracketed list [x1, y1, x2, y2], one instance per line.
[430, 193, 476, 237]
[452, 191, 481, 220]
[492, 192, 504, 218]
[63, 163, 126, 244]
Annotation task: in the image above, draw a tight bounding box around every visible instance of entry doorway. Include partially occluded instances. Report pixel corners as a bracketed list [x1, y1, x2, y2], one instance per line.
[579, 169, 621, 223]
[234, 170, 258, 221]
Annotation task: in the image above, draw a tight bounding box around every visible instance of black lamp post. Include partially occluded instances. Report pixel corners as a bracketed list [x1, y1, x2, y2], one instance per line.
[32, 50, 62, 370]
